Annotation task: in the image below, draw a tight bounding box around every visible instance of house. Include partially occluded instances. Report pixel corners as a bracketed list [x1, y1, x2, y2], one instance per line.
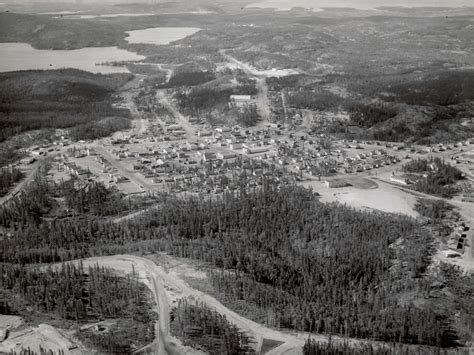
[197, 131, 213, 137]
[230, 143, 243, 151]
[217, 152, 237, 160]
[244, 147, 268, 154]
[203, 152, 217, 162]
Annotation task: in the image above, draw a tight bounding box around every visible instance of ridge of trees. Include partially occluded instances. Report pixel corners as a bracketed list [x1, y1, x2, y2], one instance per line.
[0, 70, 132, 142]
[0, 262, 152, 322]
[170, 297, 253, 354]
[160, 71, 216, 88]
[174, 83, 258, 117]
[0, 167, 23, 196]
[59, 179, 131, 216]
[303, 340, 391, 355]
[0, 263, 156, 354]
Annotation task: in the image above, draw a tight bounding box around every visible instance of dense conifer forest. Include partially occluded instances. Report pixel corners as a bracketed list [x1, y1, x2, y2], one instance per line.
[0, 262, 156, 353]
[0, 69, 132, 142]
[7, 349, 64, 355]
[170, 297, 253, 354]
[0, 167, 23, 196]
[303, 340, 391, 355]
[174, 81, 258, 118]
[161, 71, 217, 88]
[59, 179, 131, 216]
[2, 173, 472, 350]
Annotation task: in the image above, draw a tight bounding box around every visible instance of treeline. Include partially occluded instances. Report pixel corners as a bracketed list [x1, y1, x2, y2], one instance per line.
[0, 69, 132, 142]
[0, 13, 126, 50]
[349, 103, 398, 128]
[0, 174, 147, 227]
[303, 340, 391, 355]
[0, 262, 155, 354]
[330, 70, 474, 144]
[0, 148, 21, 168]
[266, 75, 306, 91]
[0, 167, 23, 196]
[161, 71, 216, 88]
[236, 105, 259, 127]
[68, 117, 131, 141]
[439, 264, 474, 343]
[0, 173, 52, 227]
[59, 179, 130, 216]
[387, 70, 474, 106]
[287, 89, 345, 111]
[302, 340, 451, 355]
[414, 199, 453, 221]
[170, 297, 253, 354]
[7, 349, 65, 355]
[234, 76, 258, 96]
[402, 158, 464, 197]
[0, 262, 150, 321]
[174, 83, 258, 117]
[175, 87, 232, 116]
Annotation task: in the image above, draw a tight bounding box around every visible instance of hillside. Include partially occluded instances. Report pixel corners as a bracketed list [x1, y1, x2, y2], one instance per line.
[0, 13, 126, 50]
[0, 69, 133, 141]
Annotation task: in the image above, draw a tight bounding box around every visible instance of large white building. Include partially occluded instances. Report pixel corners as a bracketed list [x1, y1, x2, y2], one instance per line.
[230, 95, 256, 108]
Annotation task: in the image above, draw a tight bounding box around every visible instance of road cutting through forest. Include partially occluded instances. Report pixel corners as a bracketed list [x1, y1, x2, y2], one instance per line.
[74, 254, 425, 355]
[76, 255, 308, 354]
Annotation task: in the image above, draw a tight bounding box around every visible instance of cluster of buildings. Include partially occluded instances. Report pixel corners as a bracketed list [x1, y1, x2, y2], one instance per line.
[131, 150, 296, 193]
[447, 222, 469, 252]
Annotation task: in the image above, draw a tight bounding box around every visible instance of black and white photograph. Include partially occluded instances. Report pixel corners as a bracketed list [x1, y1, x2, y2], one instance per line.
[0, 0, 473, 354]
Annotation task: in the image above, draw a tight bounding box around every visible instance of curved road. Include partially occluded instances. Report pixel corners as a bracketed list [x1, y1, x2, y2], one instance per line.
[75, 254, 424, 355]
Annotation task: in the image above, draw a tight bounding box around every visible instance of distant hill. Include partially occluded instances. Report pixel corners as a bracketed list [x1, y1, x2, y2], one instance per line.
[0, 69, 133, 141]
[0, 12, 126, 50]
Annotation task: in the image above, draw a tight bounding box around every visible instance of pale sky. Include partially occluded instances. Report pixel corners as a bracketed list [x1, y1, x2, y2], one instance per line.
[247, 0, 473, 10]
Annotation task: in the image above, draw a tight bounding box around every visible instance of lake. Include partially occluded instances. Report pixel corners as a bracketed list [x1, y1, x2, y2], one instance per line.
[56, 13, 158, 19]
[246, 0, 472, 11]
[55, 12, 214, 19]
[0, 43, 145, 74]
[125, 27, 201, 45]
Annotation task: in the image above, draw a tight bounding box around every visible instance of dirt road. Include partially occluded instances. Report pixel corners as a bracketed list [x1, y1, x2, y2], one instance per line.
[256, 77, 271, 123]
[155, 90, 197, 141]
[119, 76, 148, 136]
[93, 145, 156, 193]
[0, 161, 40, 206]
[75, 254, 419, 355]
[220, 50, 272, 126]
[78, 255, 304, 354]
[76, 256, 192, 355]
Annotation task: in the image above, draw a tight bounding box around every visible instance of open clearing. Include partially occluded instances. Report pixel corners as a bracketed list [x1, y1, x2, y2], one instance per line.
[0, 324, 84, 355]
[302, 178, 419, 217]
[0, 315, 23, 331]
